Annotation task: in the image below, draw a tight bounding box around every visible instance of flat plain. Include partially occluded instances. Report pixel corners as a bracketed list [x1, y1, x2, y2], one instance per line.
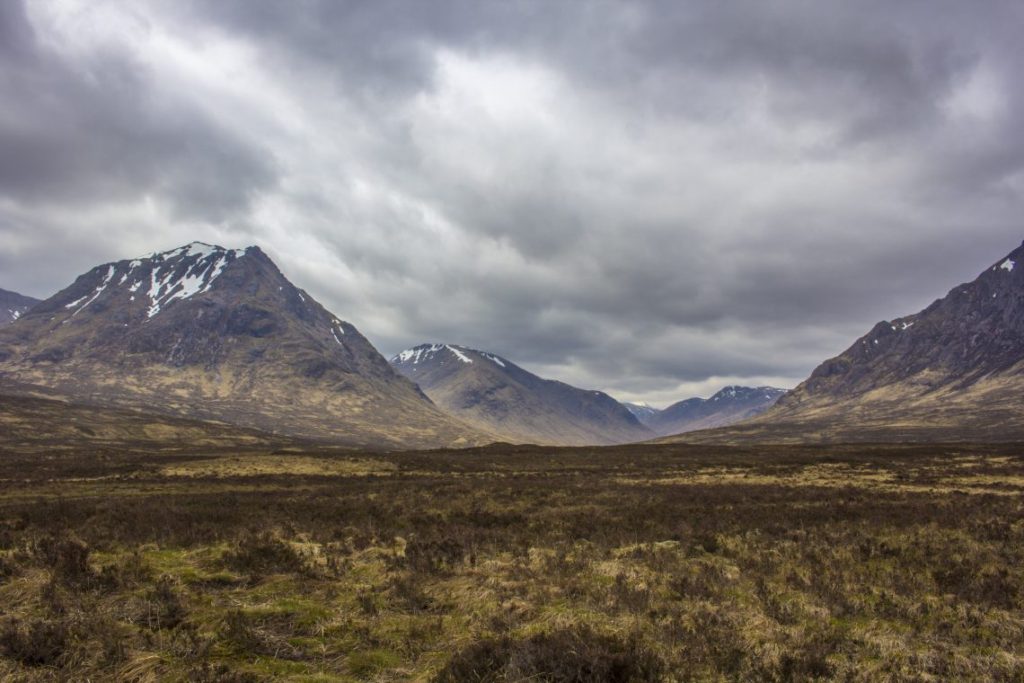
[0, 437, 1022, 681]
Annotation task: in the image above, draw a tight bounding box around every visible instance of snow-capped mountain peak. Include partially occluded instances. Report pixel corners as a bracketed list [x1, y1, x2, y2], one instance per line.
[46, 242, 258, 322]
[0, 242, 483, 449]
[148, 241, 244, 261]
[392, 343, 514, 369]
[140, 244, 248, 318]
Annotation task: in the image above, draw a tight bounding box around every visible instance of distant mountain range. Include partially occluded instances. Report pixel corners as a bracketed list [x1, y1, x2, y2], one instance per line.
[622, 402, 661, 424]
[0, 288, 39, 325]
[4, 238, 1024, 448]
[629, 387, 787, 436]
[0, 242, 486, 449]
[664, 240, 1024, 443]
[390, 343, 652, 446]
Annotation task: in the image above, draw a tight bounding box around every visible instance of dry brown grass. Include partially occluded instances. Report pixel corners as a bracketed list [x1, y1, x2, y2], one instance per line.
[159, 455, 397, 478]
[0, 441, 1021, 680]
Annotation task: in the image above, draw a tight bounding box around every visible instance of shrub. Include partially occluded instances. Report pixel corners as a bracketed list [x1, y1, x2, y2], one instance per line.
[432, 626, 665, 682]
[404, 536, 466, 574]
[218, 609, 303, 660]
[96, 550, 152, 590]
[188, 662, 263, 682]
[34, 534, 93, 586]
[219, 610, 264, 653]
[87, 615, 130, 667]
[389, 574, 437, 613]
[0, 617, 70, 666]
[0, 555, 18, 584]
[221, 532, 307, 577]
[143, 575, 188, 630]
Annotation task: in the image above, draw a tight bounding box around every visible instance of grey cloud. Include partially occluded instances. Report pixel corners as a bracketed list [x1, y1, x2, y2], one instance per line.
[183, 0, 995, 144]
[2, 0, 1023, 404]
[0, 1, 277, 220]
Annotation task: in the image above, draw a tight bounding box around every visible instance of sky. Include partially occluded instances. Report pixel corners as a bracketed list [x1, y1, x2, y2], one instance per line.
[1, 0, 1023, 407]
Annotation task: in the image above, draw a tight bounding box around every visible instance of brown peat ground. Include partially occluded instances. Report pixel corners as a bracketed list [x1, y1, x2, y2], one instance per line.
[0, 435, 1022, 681]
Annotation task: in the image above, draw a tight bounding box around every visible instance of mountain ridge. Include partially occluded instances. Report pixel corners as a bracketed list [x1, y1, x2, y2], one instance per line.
[8, 238, 1024, 448]
[0, 242, 488, 449]
[622, 402, 661, 425]
[646, 386, 787, 436]
[661, 240, 1024, 443]
[0, 287, 40, 325]
[390, 343, 653, 446]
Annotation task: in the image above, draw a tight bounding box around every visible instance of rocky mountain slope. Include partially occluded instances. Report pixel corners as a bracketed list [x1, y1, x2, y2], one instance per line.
[0, 242, 487, 448]
[0, 287, 39, 325]
[390, 344, 653, 445]
[663, 240, 1024, 443]
[0, 384, 288, 455]
[646, 386, 786, 436]
[622, 402, 661, 425]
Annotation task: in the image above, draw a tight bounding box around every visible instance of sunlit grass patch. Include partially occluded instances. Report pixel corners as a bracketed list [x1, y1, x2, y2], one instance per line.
[160, 455, 397, 478]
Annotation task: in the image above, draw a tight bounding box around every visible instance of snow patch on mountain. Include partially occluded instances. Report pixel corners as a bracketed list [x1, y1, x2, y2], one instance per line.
[330, 320, 347, 345]
[143, 243, 243, 319]
[395, 344, 443, 365]
[446, 346, 473, 364]
[66, 265, 115, 317]
[481, 352, 506, 367]
[393, 344, 475, 365]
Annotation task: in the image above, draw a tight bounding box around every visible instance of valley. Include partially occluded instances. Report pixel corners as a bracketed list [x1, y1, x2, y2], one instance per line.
[390, 343, 653, 446]
[1, 239, 1022, 680]
[3, 2, 1023, 680]
[0, 435, 1021, 681]
[0, 243, 490, 450]
[1, 239, 1023, 681]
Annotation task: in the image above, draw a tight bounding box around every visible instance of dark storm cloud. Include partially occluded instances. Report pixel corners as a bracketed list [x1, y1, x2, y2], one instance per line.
[2, 0, 1023, 405]
[0, 1, 276, 215]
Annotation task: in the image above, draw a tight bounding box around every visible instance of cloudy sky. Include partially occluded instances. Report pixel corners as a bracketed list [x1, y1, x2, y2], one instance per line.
[2, 0, 1022, 406]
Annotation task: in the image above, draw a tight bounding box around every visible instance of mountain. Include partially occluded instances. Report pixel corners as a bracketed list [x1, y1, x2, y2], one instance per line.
[0, 287, 39, 325]
[646, 386, 787, 436]
[390, 344, 654, 446]
[0, 242, 487, 449]
[0, 387, 287, 455]
[663, 240, 1024, 443]
[622, 402, 661, 425]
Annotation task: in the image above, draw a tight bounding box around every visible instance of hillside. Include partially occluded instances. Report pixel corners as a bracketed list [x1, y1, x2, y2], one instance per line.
[391, 344, 653, 446]
[646, 386, 786, 436]
[662, 240, 1024, 443]
[0, 287, 39, 325]
[622, 402, 661, 425]
[0, 242, 487, 449]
